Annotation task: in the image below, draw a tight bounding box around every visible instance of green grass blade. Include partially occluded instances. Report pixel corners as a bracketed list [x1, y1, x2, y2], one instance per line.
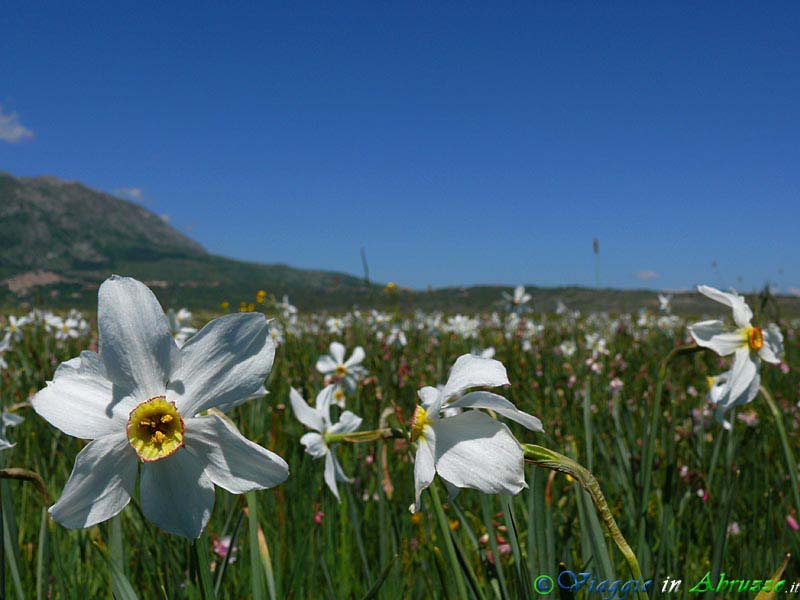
[1, 481, 25, 600]
[360, 554, 398, 600]
[36, 508, 49, 600]
[92, 541, 139, 600]
[246, 492, 266, 600]
[193, 532, 216, 600]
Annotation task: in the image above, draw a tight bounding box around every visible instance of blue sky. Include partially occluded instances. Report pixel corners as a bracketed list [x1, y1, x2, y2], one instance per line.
[2, 3, 799, 292]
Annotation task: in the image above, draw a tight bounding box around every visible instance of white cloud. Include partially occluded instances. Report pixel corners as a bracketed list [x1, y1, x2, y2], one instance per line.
[788, 287, 800, 297]
[116, 187, 144, 201]
[636, 270, 661, 281]
[0, 106, 34, 143]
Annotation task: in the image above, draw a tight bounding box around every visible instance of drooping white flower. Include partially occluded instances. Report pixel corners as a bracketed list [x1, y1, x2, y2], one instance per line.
[290, 385, 362, 501]
[502, 286, 531, 314]
[689, 285, 783, 428]
[0, 411, 24, 451]
[31, 276, 289, 538]
[315, 342, 367, 394]
[409, 354, 543, 513]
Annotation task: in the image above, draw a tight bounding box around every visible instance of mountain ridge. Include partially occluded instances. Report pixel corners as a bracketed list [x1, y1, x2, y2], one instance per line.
[2, 171, 799, 316]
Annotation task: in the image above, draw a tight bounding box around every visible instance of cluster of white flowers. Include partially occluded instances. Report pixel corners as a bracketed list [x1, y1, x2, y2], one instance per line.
[4, 309, 91, 345]
[16, 277, 787, 543]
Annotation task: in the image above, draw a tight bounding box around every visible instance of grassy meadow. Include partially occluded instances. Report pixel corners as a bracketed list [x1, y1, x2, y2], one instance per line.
[0, 290, 798, 599]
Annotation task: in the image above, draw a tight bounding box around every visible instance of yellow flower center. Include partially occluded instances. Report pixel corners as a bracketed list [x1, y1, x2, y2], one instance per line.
[409, 405, 430, 442]
[126, 396, 184, 462]
[706, 375, 716, 391]
[334, 388, 345, 401]
[335, 364, 348, 378]
[747, 327, 763, 351]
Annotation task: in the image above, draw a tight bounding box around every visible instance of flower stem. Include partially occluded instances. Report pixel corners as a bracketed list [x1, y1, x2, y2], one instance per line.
[637, 343, 705, 565]
[0, 468, 51, 505]
[429, 482, 470, 599]
[761, 384, 800, 516]
[522, 444, 648, 600]
[324, 428, 405, 445]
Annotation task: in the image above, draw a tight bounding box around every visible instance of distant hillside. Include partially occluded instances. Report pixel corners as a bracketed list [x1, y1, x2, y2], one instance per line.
[0, 172, 377, 310]
[2, 171, 799, 317]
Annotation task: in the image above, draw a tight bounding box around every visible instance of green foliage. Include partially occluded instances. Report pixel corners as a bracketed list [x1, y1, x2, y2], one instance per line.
[0, 304, 797, 598]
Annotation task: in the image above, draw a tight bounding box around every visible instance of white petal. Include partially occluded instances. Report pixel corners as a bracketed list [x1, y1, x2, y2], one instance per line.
[98, 276, 178, 401]
[412, 434, 436, 513]
[328, 411, 363, 435]
[713, 365, 761, 430]
[184, 416, 289, 494]
[331, 449, 353, 483]
[432, 411, 526, 496]
[169, 313, 275, 416]
[441, 476, 461, 501]
[324, 451, 341, 502]
[718, 347, 760, 411]
[689, 320, 745, 356]
[344, 346, 365, 368]
[329, 342, 346, 365]
[697, 285, 753, 328]
[49, 433, 138, 529]
[1, 412, 23, 428]
[707, 372, 729, 405]
[315, 385, 336, 427]
[449, 391, 544, 432]
[300, 432, 327, 458]
[31, 351, 127, 439]
[290, 387, 324, 431]
[140, 450, 215, 538]
[442, 354, 509, 402]
[759, 324, 784, 364]
[417, 386, 440, 409]
[315, 355, 337, 374]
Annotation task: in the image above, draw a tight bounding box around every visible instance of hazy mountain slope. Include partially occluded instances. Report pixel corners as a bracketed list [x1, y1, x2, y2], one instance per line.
[0, 172, 375, 309]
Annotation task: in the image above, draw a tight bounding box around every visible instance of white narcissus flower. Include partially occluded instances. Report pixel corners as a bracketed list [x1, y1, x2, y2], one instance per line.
[409, 354, 543, 513]
[31, 276, 289, 538]
[689, 285, 783, 429]
[386, 327, 407, 348]
[5, 315, 28, 341]
[502, 285, 531, 314]
[658, 293, 672, 313]
[290, 385, 362, 501]
[315, 342, 367, 394]
[167, 308, 198, 348]
[558, 340, 577, 357]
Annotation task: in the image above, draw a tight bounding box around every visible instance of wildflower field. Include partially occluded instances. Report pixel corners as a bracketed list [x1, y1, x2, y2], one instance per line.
[0, 281, 797, 599]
